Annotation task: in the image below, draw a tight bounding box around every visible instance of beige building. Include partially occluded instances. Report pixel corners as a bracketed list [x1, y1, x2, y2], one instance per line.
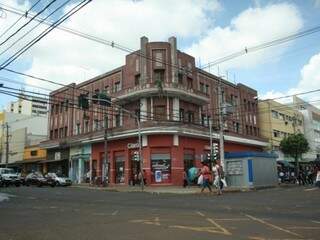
[258, 99, 304, 161]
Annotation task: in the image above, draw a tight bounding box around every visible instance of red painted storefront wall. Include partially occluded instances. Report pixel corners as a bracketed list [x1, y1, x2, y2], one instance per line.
[91, 135, 262, 186]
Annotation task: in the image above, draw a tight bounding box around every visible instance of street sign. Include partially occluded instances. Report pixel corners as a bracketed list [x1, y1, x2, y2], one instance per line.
[127, 143, 140, 149]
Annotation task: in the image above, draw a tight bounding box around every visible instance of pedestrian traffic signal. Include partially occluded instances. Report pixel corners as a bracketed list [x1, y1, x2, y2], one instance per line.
[206, 153, 211, 162]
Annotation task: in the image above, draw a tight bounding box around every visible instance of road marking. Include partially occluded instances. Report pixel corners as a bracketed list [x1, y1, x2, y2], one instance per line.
[215, 218, 249, 221]
[170, 211, 232, 236]
[112, 210, 118, 216]
[130, 217, 161, 226]
[304, 188, 318, 191]
[245, 214, 302, 238]
[206, 218, 232, 235]
[288, 226, 320, 230]
[196, 211, 205, 217]
[312, 220, 320, 224]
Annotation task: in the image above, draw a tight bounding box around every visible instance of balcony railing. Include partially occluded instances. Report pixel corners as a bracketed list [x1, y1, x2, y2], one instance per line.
[112, 82, 209, 104]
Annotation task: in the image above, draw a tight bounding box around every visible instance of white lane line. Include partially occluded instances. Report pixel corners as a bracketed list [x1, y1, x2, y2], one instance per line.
[112, 210, 118, 216]
[196, 211, 205, 217]
[304, 188, 318, 191]
[312, 220, 320, 224]
[245, 214, 302, 238]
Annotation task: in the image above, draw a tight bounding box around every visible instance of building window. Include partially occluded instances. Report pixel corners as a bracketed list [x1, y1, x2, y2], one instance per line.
[272, 110, 278, 119]
[246, 125, 249, 135]
[54, 129, 58, 139]
[65, 100, 68, 112]
[50, 130, 53, 140]
[105, 85, 110, 94]
[59, 128, 63, 138]
[115, 113, 122, 127]
[30, 150, 38, 156]
[64, 127, 68, 137]
[151, 153, 171, 183]
[201, 114, 206, 126]
[187, 77, 192, 89]
[205, 85, 209, 95]
[114, 82, 121, 92]
[55, 104, 59, 114]
[180, 108, 185, 122]
[178, 73, 183, 84]
[279, 113, 285, 121]
[76, 123, 81, 135]
[135, 74, 140, 86]
[155, 52, 163, 67]
[154, 105, 166, 121]
[94, 119, 99, 131]
[187, 111, 194, 123]
[200, 83, 204, 92]
[154, 69, 165, 83]
[273, 130, 280, 138]
[84, 120, 89, 133]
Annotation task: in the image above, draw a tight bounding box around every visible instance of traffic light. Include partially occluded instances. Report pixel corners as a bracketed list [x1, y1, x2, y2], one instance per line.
[92, 92, 111, 106]
[212, 143, 219, 161]
[133, 151, 140, 161]
[78, 94, 89, 109]
[206, 153, 211, 162]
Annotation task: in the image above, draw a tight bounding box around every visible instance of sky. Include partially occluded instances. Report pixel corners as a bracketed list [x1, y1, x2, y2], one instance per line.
[0, 0, 320, 109]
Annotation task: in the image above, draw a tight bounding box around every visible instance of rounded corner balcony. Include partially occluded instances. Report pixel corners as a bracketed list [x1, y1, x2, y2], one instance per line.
[112, 82, 210, 105]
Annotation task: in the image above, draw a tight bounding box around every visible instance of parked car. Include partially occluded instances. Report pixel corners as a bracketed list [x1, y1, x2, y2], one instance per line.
[0, 168, 21, 187]
[45, 172, 72, 186]
[25, 172, 56, 187]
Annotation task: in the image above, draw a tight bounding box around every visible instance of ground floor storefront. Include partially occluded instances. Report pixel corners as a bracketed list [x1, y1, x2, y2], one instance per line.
[91, 134, 263, 186]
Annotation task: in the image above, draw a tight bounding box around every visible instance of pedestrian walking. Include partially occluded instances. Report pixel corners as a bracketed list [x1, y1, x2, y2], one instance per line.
[213, 163, 223, 195]
[200, 162, 212, 193]
[315, 169, 320, 188]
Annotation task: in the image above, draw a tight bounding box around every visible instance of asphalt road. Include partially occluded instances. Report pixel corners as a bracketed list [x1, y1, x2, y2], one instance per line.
[0, 186, 319, 240]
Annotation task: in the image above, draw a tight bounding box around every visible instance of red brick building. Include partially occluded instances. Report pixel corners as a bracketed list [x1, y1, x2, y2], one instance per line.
[41, 36, 267, 186]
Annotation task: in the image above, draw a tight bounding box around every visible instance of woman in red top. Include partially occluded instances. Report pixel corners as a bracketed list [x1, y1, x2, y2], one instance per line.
[200, 162, 212, 193]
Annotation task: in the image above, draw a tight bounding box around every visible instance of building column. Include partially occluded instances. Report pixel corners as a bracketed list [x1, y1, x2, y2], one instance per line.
[140, 98, 147, 122]
[109, 151, 115, 184]
[78, 158, 82, 183]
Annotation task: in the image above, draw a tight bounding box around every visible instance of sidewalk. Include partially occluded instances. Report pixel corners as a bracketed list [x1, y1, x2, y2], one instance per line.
[71, 184, 262, 194]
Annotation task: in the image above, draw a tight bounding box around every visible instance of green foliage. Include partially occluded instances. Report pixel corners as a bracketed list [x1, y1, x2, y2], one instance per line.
[280, 133, 309, 175]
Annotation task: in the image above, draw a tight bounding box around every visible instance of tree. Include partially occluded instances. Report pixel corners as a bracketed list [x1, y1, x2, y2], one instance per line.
[280, 133, 309, 176]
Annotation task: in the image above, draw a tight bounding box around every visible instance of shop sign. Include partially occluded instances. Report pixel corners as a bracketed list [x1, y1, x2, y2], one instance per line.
[227, 160, 243, 175]
[155, 170, 162, 183]
[127, 143, 140, 149]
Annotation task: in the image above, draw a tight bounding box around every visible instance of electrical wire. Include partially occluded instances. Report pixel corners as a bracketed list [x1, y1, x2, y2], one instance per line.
[0, 0, 72, 58]
[0, 0, 57, 47]
[0, 0, 92, 70]
[0, 0, 42, 39]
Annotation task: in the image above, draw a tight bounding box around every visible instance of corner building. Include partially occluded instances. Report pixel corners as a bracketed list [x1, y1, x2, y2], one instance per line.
[42, 36, 267, 186]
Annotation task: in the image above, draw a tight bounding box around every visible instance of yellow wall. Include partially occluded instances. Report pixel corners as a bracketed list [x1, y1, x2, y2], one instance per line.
[23, 146, 47, 160]
[258, 100, 304, 149]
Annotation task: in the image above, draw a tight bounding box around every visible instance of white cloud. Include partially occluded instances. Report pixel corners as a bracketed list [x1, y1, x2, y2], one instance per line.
[187, 3, 303, 72]
[260, 52, 320, 107]
[314, 0, 320, 8]
[0, 0, 220, 90]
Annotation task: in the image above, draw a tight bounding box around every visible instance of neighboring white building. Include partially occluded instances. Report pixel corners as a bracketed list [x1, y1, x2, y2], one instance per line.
[0, 111, 48, 165]
[6, 92, 47, 116]
[293, 96, 320, 161]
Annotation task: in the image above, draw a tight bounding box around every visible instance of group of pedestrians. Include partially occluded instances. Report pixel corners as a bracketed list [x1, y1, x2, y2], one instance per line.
[183, 162, 225, 195]
[278, 164, 320, 187]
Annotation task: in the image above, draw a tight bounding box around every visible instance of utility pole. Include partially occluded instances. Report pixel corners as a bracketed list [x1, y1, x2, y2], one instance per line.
[103, 115, 108, 186]
[209, 118, 213, 171]
[5, 122, 9, 168]
[217, 79, 225, 171]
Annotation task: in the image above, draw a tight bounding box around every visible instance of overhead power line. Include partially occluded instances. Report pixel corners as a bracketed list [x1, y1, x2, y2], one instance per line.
[201, 24, 320, 69]
[0, 0, 92, 70]
[0, 0, 57, 47]
[0, 0, 42, 39]
[0, 0, 72, 58]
